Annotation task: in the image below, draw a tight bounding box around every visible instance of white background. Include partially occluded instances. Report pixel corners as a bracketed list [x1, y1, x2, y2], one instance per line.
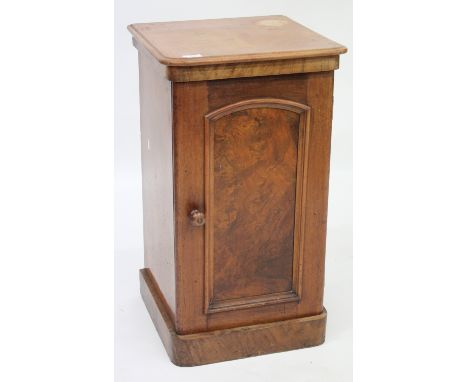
[1, 1, 468, 382]
[115, 1, 352, 381]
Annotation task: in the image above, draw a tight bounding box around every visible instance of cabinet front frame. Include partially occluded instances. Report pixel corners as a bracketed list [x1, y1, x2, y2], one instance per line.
[172, 73, 334, 334]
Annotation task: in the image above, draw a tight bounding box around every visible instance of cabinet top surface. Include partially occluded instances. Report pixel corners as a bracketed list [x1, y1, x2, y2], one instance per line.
[128, 15, 347, 66]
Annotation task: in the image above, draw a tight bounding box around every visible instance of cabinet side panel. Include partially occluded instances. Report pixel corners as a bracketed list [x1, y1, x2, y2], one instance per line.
[138, 51, 176, 315]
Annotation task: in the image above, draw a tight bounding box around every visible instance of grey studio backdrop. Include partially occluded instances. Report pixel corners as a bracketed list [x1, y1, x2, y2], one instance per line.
[115, 1, 352, 381]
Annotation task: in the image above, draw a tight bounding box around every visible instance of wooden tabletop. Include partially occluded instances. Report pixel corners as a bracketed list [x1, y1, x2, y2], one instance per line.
[128, 15, 347, 67]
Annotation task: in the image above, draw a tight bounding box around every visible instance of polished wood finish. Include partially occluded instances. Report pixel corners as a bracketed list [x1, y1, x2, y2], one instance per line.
[166, 56, 340, 82]
[172, 72, 335, 336]
[129, 15, 345, 82]
[140, 268, 327, 366]
[137, 50, 176, 316]
[128, 15, 346, 66]
[204, 99, 310, 314]
[134, 37, 339, 82]
[130, 15, 345, 366]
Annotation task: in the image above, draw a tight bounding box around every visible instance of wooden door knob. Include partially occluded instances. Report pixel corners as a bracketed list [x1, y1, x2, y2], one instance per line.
[189, 210, 206, 226]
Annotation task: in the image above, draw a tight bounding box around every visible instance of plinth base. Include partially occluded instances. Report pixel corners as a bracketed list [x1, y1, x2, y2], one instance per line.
[140, 268, 327, 366]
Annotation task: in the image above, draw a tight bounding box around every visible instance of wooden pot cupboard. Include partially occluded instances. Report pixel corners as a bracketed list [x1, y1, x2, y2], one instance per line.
[128, 15, 347, 366]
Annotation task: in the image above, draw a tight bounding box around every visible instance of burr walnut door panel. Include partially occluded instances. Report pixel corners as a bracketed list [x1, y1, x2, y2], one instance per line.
[173, 73, 334, 334]
[204, 99, 310, 314]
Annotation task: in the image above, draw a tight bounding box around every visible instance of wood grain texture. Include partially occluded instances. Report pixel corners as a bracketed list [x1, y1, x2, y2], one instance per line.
[131, 17, 343, 364]
[137, 50, 176, 317]
[208, 104, 298, 303]
[172, 72, 333, 334]
[207, 74, 309, 110]
[140, 268, 327, 366]
[301, 71, 335, 312]
[172, 81, 209, 334]
[204, 99, 310, 314]
[128, 15, 346, 66]
[166, 56, 339, 82]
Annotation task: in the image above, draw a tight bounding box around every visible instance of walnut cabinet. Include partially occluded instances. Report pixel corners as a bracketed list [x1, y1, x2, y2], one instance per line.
[128, 15, 346, 366]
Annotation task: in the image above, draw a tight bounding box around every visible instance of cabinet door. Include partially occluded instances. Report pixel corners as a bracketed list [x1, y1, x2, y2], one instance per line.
[204, 98, 309, 314]
[173, 73, 334, 334]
